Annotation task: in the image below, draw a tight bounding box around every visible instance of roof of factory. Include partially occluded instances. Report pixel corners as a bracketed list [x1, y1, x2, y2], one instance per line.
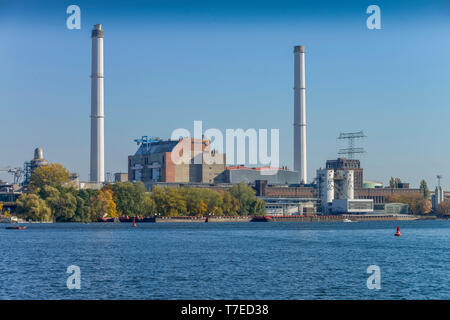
[134, 140, 179, 156]
[226, 166, 292, 171]
[134, 137, 212, 156]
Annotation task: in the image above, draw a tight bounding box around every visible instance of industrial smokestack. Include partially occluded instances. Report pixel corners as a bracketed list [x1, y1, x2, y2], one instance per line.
[293, 45, 307, 184]
[90, 24, 105, 183]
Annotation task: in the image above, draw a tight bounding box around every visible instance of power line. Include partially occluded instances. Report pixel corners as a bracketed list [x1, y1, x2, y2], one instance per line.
[337, 130, 366, 159]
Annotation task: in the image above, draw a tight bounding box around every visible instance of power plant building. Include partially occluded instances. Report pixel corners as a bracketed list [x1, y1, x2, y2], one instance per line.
[128, 137, 227, 188]
[326, 158, 363, 189]
[226, 166, 299, 185]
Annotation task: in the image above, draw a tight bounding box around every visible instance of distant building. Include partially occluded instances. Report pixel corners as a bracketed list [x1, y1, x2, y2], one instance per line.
[316, 168, 356, 213]
[226, 166, 299, 185]
[384, 203, 409, 214]
[114, 173, 128, 183]
[331, 199, 374, 214]
[326, 158, 363, 189]
[432, 186, 444, 212]
[128, 137, 226, 188]
[0, 184, 22, 212]
[356, 187, 422, 205]
[262, 197, 317, 215]
[363, 180, 383, 189]
[23, 147, 49, 185]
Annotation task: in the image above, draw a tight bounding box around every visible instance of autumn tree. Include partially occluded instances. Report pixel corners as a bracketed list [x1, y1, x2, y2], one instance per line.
[29, 163, 71, 193]
[437, 200, 450, 216]
[91, 189, 118, 219]
[385, 194, 432, 214]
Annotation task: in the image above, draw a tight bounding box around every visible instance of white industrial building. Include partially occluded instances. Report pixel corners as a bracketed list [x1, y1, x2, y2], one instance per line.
[261, 197, 317, 215]
[317, 168, 373, 214]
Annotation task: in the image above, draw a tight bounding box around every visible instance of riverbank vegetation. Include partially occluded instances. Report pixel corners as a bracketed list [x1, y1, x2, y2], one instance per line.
[15, 164, 265, 222]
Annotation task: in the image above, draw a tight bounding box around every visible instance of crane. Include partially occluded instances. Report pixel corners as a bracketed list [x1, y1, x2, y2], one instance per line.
[134, 136, 161, 153]
[0, 167, 24, 185]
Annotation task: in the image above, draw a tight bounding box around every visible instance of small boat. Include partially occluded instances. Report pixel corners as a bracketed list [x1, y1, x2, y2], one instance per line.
[5, 226, 27, 230]
[343, 218, 354, 223]
[250, 216, 272, 222]
[97, 217, 115, 222]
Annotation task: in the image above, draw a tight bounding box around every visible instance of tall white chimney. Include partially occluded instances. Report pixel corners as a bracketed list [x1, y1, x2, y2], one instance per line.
[90, 24, 105, 183]
[294, 45, 307, 184]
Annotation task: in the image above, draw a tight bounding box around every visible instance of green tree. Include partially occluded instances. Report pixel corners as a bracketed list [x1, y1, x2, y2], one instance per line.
[70, 189, 97, 222]
[420, 179, 430, 199]
[151, 186, 186, 216]
[111, 181, 155, 216]
[229, 183, 266, 215]
[221, 191, 239, 216]
[183, 188, 207, 216]
[201, 188, 224, 216]
[45, 186, 77, 221]
[389, 177, 402, 188]
[16, 193, 52, 221]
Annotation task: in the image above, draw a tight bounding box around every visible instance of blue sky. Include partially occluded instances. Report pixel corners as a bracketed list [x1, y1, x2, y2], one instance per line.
[0, 0, 449, 189]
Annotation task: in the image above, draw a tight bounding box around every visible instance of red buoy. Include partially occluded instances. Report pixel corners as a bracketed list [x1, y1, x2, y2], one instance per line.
[395, 226, 402, 237]
[132, 217, 137, 227]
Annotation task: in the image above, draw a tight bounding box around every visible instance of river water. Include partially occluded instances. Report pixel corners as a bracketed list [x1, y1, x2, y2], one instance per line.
[0, 220, 448, 299]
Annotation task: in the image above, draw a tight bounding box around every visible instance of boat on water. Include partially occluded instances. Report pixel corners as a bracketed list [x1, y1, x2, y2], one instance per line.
[97, 217, 115, 222]
[343, 218, 355, 223]
[119, 216, 154, 223]
[5, 225, 27, 230]
[250, 216, 273, 222]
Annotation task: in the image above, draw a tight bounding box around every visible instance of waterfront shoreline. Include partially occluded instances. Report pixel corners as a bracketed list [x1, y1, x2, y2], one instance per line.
[2, 215, 442, 225]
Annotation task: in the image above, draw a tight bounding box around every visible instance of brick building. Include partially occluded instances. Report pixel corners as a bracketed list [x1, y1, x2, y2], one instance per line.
[128, 137, 226, 188]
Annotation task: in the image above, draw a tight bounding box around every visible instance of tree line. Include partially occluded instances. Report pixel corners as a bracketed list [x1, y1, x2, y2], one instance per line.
[15, 164, 266, 222]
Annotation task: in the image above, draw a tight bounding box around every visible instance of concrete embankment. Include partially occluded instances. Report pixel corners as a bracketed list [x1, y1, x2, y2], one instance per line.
[154, 216, 206, 223]
[105, 214, 432, 223]
[270, 214, 421, 222]
[206, 216, 252, 223]
[154, 216, 252, 223]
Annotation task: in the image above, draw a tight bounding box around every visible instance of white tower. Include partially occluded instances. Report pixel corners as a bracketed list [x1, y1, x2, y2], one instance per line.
[90, 24, 105, 183]
[294, 45, 307, 184]
[343, 170, 355, 200]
